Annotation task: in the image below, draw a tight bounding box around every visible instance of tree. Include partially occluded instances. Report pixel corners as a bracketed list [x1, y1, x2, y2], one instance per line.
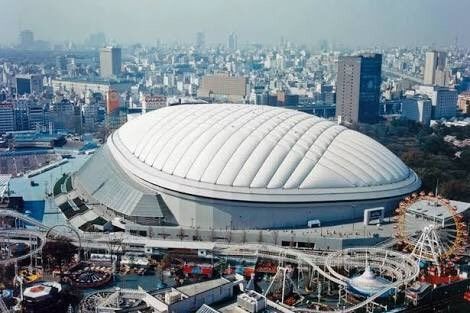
[439, 180, 470, 202]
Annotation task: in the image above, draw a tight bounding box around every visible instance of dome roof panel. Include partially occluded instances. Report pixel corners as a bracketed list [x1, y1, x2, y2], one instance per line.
[111, 103, 420, 202]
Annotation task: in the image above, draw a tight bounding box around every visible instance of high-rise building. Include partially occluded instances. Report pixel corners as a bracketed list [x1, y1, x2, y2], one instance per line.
[15, 74, 43, 95]
[82, 91, 101, 132]
[0, 102, 15, 133]
[49, 99, 75, 131]
[28, 104, 48, 131]
[100, 47, 122, 78]
[401, 95, 432, 126]
[19, 30, 34, 49]
[228, 33, 238, 51]
[416, 85, 458, 119]
[105, 90, 127, 130]
[336, 54, 382, 124]
[56, 56, 68, 72]
[196, 32, 205, 49]
[320, 84, 336, 105]
[423, 51, 447, 86]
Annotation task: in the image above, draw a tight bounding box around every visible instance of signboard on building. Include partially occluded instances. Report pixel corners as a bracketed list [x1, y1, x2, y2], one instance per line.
[363, 207, 384, 225]
[106, 90, 120, 114]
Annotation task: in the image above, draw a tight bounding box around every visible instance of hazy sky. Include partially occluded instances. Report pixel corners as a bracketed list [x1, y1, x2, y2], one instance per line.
[0, 0, 469, 47]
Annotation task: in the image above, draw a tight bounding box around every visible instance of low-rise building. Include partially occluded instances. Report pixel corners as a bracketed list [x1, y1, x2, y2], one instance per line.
[401, 95, 432, 125]
[416, 85, 457, 119]
[197, 74, 248, 103]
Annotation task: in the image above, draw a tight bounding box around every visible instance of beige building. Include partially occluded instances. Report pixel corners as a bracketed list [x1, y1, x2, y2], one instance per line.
[458, 92, 470, 114]
[100, 47, 121, 78]
[423, 51, 448, 86]
[52, 79, 131, 97]
[197, 74, 248, 102]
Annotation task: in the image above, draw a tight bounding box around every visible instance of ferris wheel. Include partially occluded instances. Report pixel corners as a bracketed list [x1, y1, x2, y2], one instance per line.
[393, 191, 468, 265]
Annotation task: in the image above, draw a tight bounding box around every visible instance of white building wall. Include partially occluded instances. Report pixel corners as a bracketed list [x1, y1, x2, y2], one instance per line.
[168, 283, 234, 312]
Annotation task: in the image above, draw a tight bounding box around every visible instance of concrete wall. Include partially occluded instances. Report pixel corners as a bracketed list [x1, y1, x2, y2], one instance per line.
[160, 188, 400, 230]
[129, 224, 388, 251]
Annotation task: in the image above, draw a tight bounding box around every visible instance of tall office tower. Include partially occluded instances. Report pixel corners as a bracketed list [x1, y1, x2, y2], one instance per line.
[335, 54, 382, 124]
[0, 102, 15, 133]
[100, 47, 122, 78]
[19, 30, 34, 49]
[15, 74, 43, 95]
[423, 51, 447, 86]
[196, 32, 205, 49]
[228, 33, 238, 51]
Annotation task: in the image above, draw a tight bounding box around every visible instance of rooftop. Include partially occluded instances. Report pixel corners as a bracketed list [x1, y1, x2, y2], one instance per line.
[407, 199, 470, 222]
[176, 277, 232, 297]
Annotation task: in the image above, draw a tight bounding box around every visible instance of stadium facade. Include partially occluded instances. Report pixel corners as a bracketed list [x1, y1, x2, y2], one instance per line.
[72, 104, 421, 229]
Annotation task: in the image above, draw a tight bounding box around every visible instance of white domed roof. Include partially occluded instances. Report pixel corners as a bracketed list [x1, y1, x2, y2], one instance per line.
[108, 104, 420, 202]
[349, 266, 391, 295]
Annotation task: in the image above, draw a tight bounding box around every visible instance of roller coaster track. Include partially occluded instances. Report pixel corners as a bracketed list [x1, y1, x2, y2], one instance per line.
[0, 229, 45, 266]
[0, 210, 419, 313]
[0, 209, 49, 231]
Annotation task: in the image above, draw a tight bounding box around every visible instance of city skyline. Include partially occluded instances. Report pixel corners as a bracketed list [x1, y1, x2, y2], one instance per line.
[1, 0, 470, 48]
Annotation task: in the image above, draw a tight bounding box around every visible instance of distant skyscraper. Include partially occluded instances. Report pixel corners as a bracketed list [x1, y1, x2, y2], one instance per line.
[87, 32, 106, 48]
[56, 56, 67, 72]
[19, 30, 34, 49]
[100, 47, 122, 78]
[196, 32, 205, 49]
[423, 51, 447, 86]
[228, 33, 238, 51]
[336, 54, 382, 124]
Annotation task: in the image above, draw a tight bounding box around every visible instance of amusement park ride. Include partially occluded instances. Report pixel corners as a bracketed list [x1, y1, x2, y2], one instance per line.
[394, 191, 469, 274]
[0, 189, 468, 313]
